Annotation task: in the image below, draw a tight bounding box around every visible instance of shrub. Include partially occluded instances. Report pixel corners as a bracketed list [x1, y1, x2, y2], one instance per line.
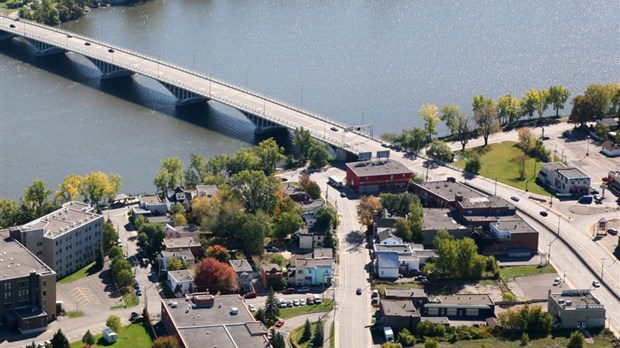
[464, 155, 481, 174]
[397, 328, 415, 347]
[426, 140, 453, 162]
[424, 338, 439, 348]
[520, 332, 529, 346]
[502, 292, 516, 302]
[568, 330, 585, 348]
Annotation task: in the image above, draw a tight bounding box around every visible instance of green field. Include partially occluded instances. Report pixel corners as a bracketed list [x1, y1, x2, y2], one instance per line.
[279, 299, 333, 319]
[499, 264, 556, 283]
[454, 141, 549, 196]
[58, 262, 97, 284]
[66, 311, 84, 318]
[70, 323, 152, 348]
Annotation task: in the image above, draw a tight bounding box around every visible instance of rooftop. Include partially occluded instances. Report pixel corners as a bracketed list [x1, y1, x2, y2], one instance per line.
[346, 159, 412, 177]
[425, 294, 494, 308]
[296, 257, 333, 269]
[415, 181, 483, 203]
[140, 194, 163, 205]
[161, 249, 195, 259]
[313, 248, 333, 259]
[550, 289, 603, 308]
[557, 167, 589, 179]
[384, 288, 427, 299]
[377, 252, 400, 269]
[161, 295, 267, 348]
[381, 299, 420, 318]
[196, 185, 218, 197]
[422, 208, 467, 231]
[229, 259, 253, 273]
[169, 270, 194, 283]
[261, 263, 282, 273]
[22, 201, 101, 238]
[0, 229, 55, 280]
[541, 162, 567, 171]
[457, 196, 515, 211]
[374, 244, 415, 255]
[163, 237, 201, 250]
[377, 229, 403, 244]
[491, 216, 538, 234]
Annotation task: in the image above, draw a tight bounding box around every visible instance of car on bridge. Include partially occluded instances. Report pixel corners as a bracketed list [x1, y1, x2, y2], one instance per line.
[330, 126, 338, 132]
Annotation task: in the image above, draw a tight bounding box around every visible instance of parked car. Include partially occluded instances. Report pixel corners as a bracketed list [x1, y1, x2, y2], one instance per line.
[330, 126, 338, 132]
[133, 281, 140, 289]
[293, 299, 300, 306]
[275, 319, 285, 327]
[579, 195, 593, 204]
[306, 297, 314, 305]
[371, 290, 379, 298]
[282, 288, 295, 294]
[553, 277, 562, 286]
[356, 288, 362, 295]
[136, 288, 142, 296]
[608, 228, 618, 235]
[248, 304, 256, 312]
[340, 192, 347, 198]
[313, 294, 322, 304]
[510, 195, 520, 202]
[244, 291, 257, 299]
[296, 287, 310, 293]
[539, 211, 548, 217]
[298, 298, 306, 305]
[591, 188, 600, 195]
[592, 280, 601, 288]
[278, 299, 287, 308]
[286, 300, 293, 307]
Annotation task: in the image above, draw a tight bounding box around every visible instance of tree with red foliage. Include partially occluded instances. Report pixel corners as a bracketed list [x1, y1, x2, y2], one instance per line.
[194, 257, 238, 293]
[206, 244, 230, 263]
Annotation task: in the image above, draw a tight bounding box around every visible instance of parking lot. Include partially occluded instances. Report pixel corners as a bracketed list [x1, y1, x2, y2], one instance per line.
[56, 263, 123, 314]
[511, 273, 562, 300]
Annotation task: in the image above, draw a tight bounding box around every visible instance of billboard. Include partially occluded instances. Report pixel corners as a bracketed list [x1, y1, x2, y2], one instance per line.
[376, 150, 390, 159]
[358, 152, 372, 161]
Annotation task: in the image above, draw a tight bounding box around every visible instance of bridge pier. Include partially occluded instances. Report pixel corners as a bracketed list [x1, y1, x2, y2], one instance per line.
[159, 82, 209, 106]
[86, 58, 135, 79]
[0, 30, 15, 41]
[242, 112, 286, 134]
[26, 38, 67, 56]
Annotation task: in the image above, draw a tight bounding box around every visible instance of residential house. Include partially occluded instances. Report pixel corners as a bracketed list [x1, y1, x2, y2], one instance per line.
[384, 289, 428, 308]
[162, 237, 202, 257]
[421, 294, 495, 320]
[481, 216, 539, 256]
[229, 259, 254, 292]
[165, 224, 200, 238]
[377, 300, 421, 333]
[166, 187, 195, 209]
[596, 118, 619, 132]
[138, 194, 168, 215]
[195, 185, 218, 199]
[298, 228, 327, 250]
[0, 229, 57, 334]
[602, 141, 620, 157]
[160, 294, 268, 347]
[548, 289, 606, 329]
[282, 184, 311, 202]
[168, 270, 194, 297]
[345, 159, 413, 194]
[376, 228, 404, 245]
[10, 201, 103, 279]
[537, 162, 590, 197]
[376, 252, 399, 279]
[260, 263, 284, 289]
[294, 255, 333, 286]
[159, 249, 196, 271]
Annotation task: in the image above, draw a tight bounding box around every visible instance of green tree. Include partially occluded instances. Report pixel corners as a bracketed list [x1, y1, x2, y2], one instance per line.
[167, 256, 187, 271]
[257, 138, 286, 174]
[426, 140, 453, 162]
[548, 85, 571, 117]
[440, 104, 460, 133]
[95, 247, 104, 270]
[293, 128, 314, 163]
[151, 336, 179, 348]
[136, 223, 166, 258]
[513, 154, 529, 180]
[594, 124, 609, 141]
[464, 155, 481, 174]
[568, 330, 585, 348]
[51, 329, 70, 348]
[106, 315, 121, 333]
[302, 318, 312, 341]
[103, 223, 119, 253]
[407, 197, 424, 243]
[269, 254, 287, 267]
[313, 206, 338, 232]
[419, 103, 440, 140]
[523, 88, 550, 120]
[585, 83, 620, 118]
[274, 212, 303, 239]
[424, 338, 439, 348]
[454, 112, 472, 150]
[115, 269, 133, 289]
[206, 245, 230, 263]
[307, 142, 332, 168]
[380, 192, 413, 217]
[313, 319, 324, 346]
[108, 245, 123, 260]
[273, 332, 285, 348]
[397, 328, 415, 347]
[233, 212, 270, 256]
[264, 288, 280, 322]
[569, 94, 597, 126]
[153, 157, 184, 194]
[23, 179, 51, 215]
[400, 127, 429, 153]
[473, 100, 500, 146]
[498, 94, 521, 125]
[323, 229, 335, 250]
[393, 219, 413, 242]
[82, 330, 94, 347]
[305, 180, 322, 200]
[230, 170, 278, 214]
[0, 198, 21, 228]
[472, 94, 487, 113]
[227, 147, 261, 176]
[517, 127, 536, 152]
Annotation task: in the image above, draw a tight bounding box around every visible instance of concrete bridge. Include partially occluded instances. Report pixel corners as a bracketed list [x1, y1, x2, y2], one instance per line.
[0, 15, 389, 159]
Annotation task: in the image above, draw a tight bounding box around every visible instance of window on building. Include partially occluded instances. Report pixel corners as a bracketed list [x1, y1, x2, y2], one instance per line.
[3, 283, 10, 290]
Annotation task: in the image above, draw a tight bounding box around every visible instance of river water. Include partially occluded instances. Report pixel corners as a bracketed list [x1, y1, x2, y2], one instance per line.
[1, 0, 619, 199]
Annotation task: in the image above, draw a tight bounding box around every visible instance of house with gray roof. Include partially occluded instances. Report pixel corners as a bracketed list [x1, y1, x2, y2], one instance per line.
[376, 252, 399, 279]
[229, 259, 255, 292]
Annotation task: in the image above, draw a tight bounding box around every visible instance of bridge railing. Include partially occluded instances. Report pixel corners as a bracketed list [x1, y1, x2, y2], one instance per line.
[2, 14, 372, 153]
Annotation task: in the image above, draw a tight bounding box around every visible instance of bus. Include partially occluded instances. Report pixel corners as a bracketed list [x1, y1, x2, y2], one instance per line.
[328, 176, 344, 188]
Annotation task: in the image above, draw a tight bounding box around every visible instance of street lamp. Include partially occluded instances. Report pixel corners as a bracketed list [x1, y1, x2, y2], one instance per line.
[586, 136, 590, 156]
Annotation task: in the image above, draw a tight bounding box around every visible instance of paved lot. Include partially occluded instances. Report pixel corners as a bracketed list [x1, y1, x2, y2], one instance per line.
[512, 273, 561, 301]
[56, 263, 123, 315]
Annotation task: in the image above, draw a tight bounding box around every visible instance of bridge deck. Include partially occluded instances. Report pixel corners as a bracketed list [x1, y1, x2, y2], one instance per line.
[0, 15, 393, 157]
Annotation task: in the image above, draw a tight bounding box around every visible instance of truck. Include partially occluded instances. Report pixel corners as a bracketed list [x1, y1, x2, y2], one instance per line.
[328, 176, 344, 188]
[383, 326, 394, 342]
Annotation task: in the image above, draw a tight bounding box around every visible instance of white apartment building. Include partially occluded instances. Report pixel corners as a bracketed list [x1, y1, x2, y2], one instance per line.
[11, 202, 103, 279]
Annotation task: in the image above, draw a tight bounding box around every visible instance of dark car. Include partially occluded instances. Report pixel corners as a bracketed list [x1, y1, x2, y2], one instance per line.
[133, 281, 140, 289]
[136, 289, 142, 296]
[67, 34, 72, 38]
[9, 24, 15, 28]
[330, 126, 338, 132]
[539, 211, 548, 217]
[340, 192, 347, 198]
[282, 288, 295, 294]
[296, 287, 310, 294]
[84, 42, 91, 46]
[108, 48, 115, 53]
[356, 288, 362, 295]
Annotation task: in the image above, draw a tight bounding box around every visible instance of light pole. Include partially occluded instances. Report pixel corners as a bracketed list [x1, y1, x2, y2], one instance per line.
[601, 258, 606, 281]
[586, 136, 590, 156]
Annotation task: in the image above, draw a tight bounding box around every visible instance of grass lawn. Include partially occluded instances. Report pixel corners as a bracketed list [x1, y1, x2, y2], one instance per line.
[66, 310, 85, 318]
[289, 321, 323, 348]
[58, 262, 97, 284]
[123, 292, 140, 307]
[70, 323, 151, 348]
[440, 329, 616, 347]
[330, 321, 335, 348]
[453, 141, 550, 196]
[499, 264, 556, 283]
[279, 299, 333, 319]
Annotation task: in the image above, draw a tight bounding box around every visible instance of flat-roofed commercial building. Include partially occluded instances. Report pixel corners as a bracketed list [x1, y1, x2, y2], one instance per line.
[160, 294, 268, 348]
[548, 289, 606, 329]
[346, 159, 413, 193]
[537, 162, 590, 196]
[10, 202, 103, 279]
[421, 294, 495, 320]
[0, 229, 57, 334]
[412, 181, 483, 208]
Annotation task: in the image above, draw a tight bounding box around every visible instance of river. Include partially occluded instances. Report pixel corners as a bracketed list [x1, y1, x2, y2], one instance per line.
[1, 0, 618, 199]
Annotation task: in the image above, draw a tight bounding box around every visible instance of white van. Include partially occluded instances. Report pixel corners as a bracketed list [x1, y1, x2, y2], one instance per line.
[384, 326, 394, 342]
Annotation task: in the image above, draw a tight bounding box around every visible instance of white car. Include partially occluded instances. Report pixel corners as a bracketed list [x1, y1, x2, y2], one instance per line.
[248, 304, 256, 312]
[292, 299, 300, 306]
[592, 280, 601, 288]
[553, 277, 562, 286]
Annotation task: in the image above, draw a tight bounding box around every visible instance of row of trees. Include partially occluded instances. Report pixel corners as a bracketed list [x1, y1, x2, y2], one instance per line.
[109, 244, 133, 289]
[569, 83, 620, 126]
[18, 0, 119, 25]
